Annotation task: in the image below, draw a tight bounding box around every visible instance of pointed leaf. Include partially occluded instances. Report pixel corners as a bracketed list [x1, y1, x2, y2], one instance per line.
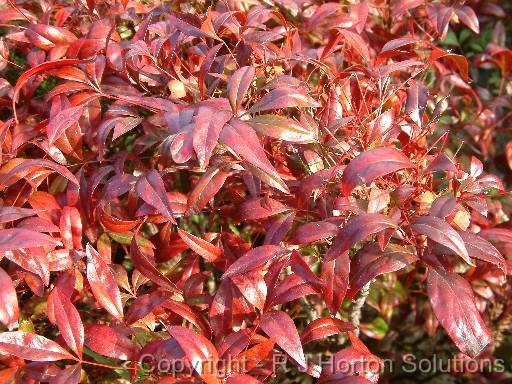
[0, 267, 18, 328]
[457, 231, 507, 274]
[166, 326, 218, 378]
[339, 29, 370, 61]
[324, 213, 397, 261]
[349, 244, 417, 298]
[47, 105, 84, 145]
[86, 244, 124, 321]
[84, 325, 137, 360]
[411, 216, 472, 266]
[301, 318, 356, 345]
[130, 234, 180, 292]
[178, 229, 221, 262]
[248, 87, 320, 113]
[456, 6, 479, 34]
[192, 107, 232, 169]
[228, 66, 255, 113]
[135, 170, 175, 223]
[341, 147, 414, 195]
[220, 120, 288, 193]
[187, 165, 230, 215]
[427, 267, 491, 357]
[260, 310, 306, 369]
[47, 287, 84, 358]
[222, 245, 287, 279]
[0, 332, 74, 361]
[0, 228, 57, 252]
[248, 115, 316, 142]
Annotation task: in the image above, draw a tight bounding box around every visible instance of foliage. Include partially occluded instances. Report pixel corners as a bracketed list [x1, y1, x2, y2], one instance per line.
[0, 0, 511, 383]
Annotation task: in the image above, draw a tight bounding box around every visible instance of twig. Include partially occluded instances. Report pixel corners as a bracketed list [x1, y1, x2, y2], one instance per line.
[349, 281, 371, 336]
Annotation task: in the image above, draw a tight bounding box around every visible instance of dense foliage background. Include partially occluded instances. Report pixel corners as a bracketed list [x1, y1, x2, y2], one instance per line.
[0, 0, 511, 383]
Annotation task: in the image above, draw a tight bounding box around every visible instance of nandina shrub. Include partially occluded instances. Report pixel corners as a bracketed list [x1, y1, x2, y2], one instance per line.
[0, 0, 511, 383]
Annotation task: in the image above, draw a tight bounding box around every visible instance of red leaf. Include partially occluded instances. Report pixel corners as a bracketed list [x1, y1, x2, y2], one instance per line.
[0, 267, 18, 328]
[411, 216, 472, 266]
[301, 318, 356, 345]
[135, 170, 175, 223]
[228, 66, 255, 113]
[456, 6, 479, 34]
[349, 244, 417, 299]
[192, 107, 231, 169]
[0, 207, 40, 224]
[238, 197, 290, 221]
[86, 244, 124, 321]
[324, 213, 397, 261]
[3, 247, 50, 285]
[186, 164, 230, 215]
[178, 229, 222, 263]
[405, 80, 429, 127]
[457, 231, 507, 274]
[248, 87, 320, 113]
[427, 267, 491, 357]
[59, 206, 82, 250]
[84, 325, 137, 360]
[338, 29, 370, 61]
[247, 114, 316, 143]
[130, 234, 180, 293]
[0, 332, 74, 361]
[47, 287, 84, 358]
[0, 159, 79, 187]
[260, 310, 306, 369]
[222, 245, 287, 279]
[230, 271, 267, 311]
[166, 326, 218, 379]
[49, 363, 81, 384]
[47, 105, 84, 145]
[341, 147, 414, 195]
[392, 0, 423, 17]
[0, 228, 57, 252]
[12, 59, 92, 121]
[126, 289, 172, 325]
[292, 221, 339, 244]
[322, 251, 350, 314]
[220, 120, 289, 193]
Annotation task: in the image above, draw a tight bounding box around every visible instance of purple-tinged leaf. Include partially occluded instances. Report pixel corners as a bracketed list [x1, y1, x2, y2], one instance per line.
[248, 87, 320, 113]
[192, 107, 231, 169]
[0, 267, 18, 328]
[227, 66, 255, 113]
[220, 120, 289, 193]
[349, 244, 417, 298]
[86, 244, 124, 321]
[457, 231, 507, 274]
[324, 213, 397, 261]
[248, 115, 316, 143]
[47, 105, 84, 145]
[130, 235, 180, 293]
[456, 6, 479, 34]
[47, 287, 84, 358]
[84, 325, 137, 360]
[260, 310, 306, 369]
[0, 229, 57, 252]
[0, 207, 40, 224]
[135, 170, 175, 223]
[301, 318, 356, 345]
[222, 245, 287, 279]
[411, 216, 472, 266]
[341, 147, 414, 195]
[0, 332, 75, 361]
[427, 267, 491, 357]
